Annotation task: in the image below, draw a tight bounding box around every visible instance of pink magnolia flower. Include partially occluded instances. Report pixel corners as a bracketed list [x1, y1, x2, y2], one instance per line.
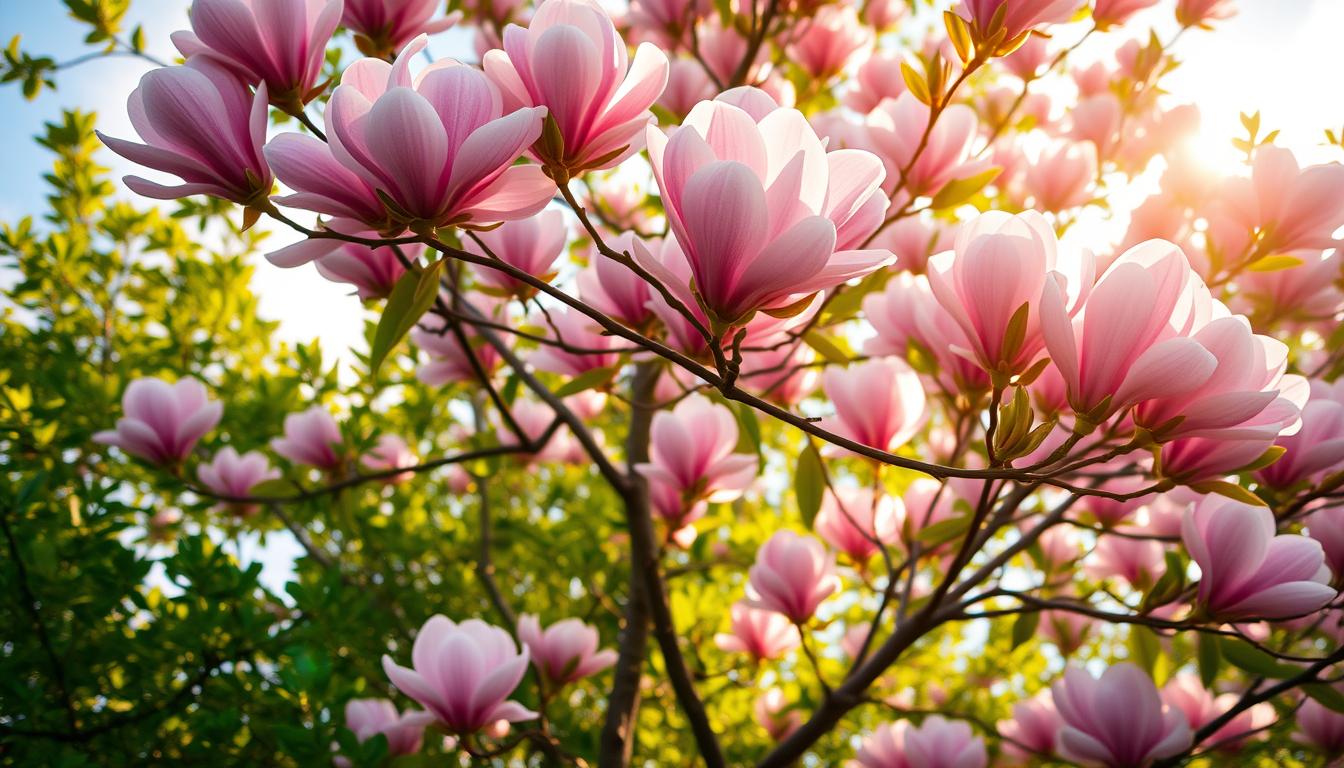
[1070, 93, 1122, 160]
[904, 716, 987, 768]
[1160, 434, 1281, 482]
[361, 435, 417, 483]
[737, 344, 820, 407]
[411, 316, 502, 386]
[382, 615, 537, 734]
[266, 240, 421, 300]
[867, 93, 982, 199]
[197, 447, 280, 511]
[1035, 524, 1081, 569]
[863, 0, 907, 29]
[864, 273, 990, 394]
[956, 0, 1081, 42]
[172, 0, 341, 110]
[1176, 0, 1235, 27]
[626, 0, 708, 48]
[1223, 147, 1344, 253]
[1051, 663, 1191, 768]
[634, 394, 757, 503]
[755, 688, 802, 742]
[95, 377, 223, 465]
[1308, 507, 1344, 580]
[746, 530, 840, 623]
[851, 721, 910, 768]
[98, 60, 272, 205]
[929, 210, 1092, 378]
[343, 698, 434, 756]
[1296, 697, 1344, 755]
[1025, 141, 1096, 212]
[497, 398, 573, 463]
[516, 614, 616, 684]
[714, 601, 800, 661]
[1235, 249, 1343, 325]
[1161, 673, 1274, 752]
[1040, 608, 1093, 655]
[468, 209, 568, 295]
[902, 477, 959, 539]
[844, 51, 906, 114]
[527, 308, 624, 377]
[998, 691, 1061, 762]
[1183, 496, 1335, 620]
[820, 359, 927, 453]
[271, 406, 344, 470]
[1093, 0, 1160, 27]
[1258, 379, 1344, 488]
[264, 132, 389, 227]
[658, 59, 717, 119]
[343, 0, 462, 58]
[640, 89, 892, 325]
[309, 37, 551, 230]
[1002, 34, 1050, 80]
[483, 0, 670, 174]
[789, 5, 872, 80]
[1085, 532, 1163, 589]
[814, 488, 903, 562]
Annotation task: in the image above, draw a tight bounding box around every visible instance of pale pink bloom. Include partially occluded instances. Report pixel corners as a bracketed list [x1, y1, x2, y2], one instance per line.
[563, 390, 608, 422]
[841, 623, 875, 660]
[1002, 34, 1050, 80]
[197, 447, 279, 511]
[929, 210, 1092, 376]
[1309, 507, 1344, 580]
[864, 273, 990, 394]
[658, 59, 717, 119]
[527, 308, 624, 377]
[1072, 61, 1111, 99]
[382, 615, 537, 733]
[867, 93, 982, 198]
[467, 209, 568, 295]
[694, 18, 755, 85]
[956, 0, 1081, 40]
[578, 237, 655, 328]
[1235, 249, 1343, 325]
[819, 359, 926, 453]
[634, 394, 757, 502]
[1085, 532, 1163, 588]
[1025, 141, 1096, 212]
[755, 688, 802, 742]
[1183, 496, 1335, 620]
[343, 0, 462, 57]
[266, 240, 421, 300]
[98, 60, 272, 204]
[1077, 474, 1155, 527]
[1258, 379, 1344, 488]
[172, 0, 341, 108]
[361, 435, 417, 483]
[95, 377, 222, 465]
[343, 698, 433, 756]
[902, 477, 958, 539]
[633, 237, 712, 356]
[496, 398, 575, 463]
[998, 691, 1061, 762]
[789, 5, 871, 80]
[1040, 608, 1092, 655]
[1052, 664, 1190, 767]
[1070, 93, 1122, 160]
[1161, 673, 1274, 751]
[411, 316, 502, 386]
[312, 37, 551, 230]
[737, 344, 819, 407]
[1042, 239, 1212, 419]
[866, 216, 952, 274]
[517, 613, 616, 684]
[641, 89, 892, 325]
[746, 530, 839, 623]
[851, 721, 910, 768]
[844, 51, 906, 115]
[1176, 0, 1235, 27]
[903, 716, 987, 768]
[814, 487, 903, 562]
[626, 0, 708, 48]
[1296, 697, 1344, 755]
[1119, 194, 1188, 253]
[863, 0, 907, 29]
[1035, 524, 1081, 569]
[271, 406, 344, 470]
[1222, 147, 1344, 253]
[714, 601, 799, 661]
[1093, 0, 1160, 27]
[483, 0, 669, 173]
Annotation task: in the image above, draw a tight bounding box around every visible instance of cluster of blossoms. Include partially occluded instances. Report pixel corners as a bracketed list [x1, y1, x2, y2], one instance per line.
[89, 0, 1344, 764]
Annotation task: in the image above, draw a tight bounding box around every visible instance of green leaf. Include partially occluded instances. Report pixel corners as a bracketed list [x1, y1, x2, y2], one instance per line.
[1129, 625, 1162, 677]
[1220, 638, 1299, 679]
[369, 258, 444, 376]
[734, 402, 762, 455]
[915, 514, 972, 547]
[1197, 633, 1221, 688]
[1010, 610, 1039, 650]
[929, 167, 1000, 210]
[1187, 480, 1265, 506]
[552, 364, 618, 398]
[1247, 254, 1303, 272]
[794, 442, 825, 528]
[803, 331, 851, 366]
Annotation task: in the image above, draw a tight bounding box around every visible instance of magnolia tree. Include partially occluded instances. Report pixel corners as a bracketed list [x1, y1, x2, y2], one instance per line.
[4, 0, 1344, 765]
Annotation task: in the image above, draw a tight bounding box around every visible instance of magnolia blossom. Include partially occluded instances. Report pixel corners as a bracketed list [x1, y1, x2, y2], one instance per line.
[1236, 249, 1343, 325]
[904, 716, 988, 768]
[1296, 697, 1344, 755]
[820, 359, 927, 453]
[634, 394, 757, 504]
[713, 602, 799, 662]
[788, 5, 871, 80]
[1070, 93, 1122, 160]
[1176, 0, 1236, 27]
[382, 616, 537, 733]
[197, 447, 279, 511]
[956, 0, 1081, 40]
[271, 406, 344, 470]
[755, 688, 802, 742]
[1040, 608, 1093, 656]
[1092, 0, 1161, 27]
[483, 0, 669, 173]
[411, 309, 505, 385]
[1257, 379, 1344, 488]
[361, 435, 417, 483]
[99, 60, 272, 204]
[95, 377, 222, 465]
[343, 698, 433, 757]
[578, 236, 654, 328]
[266, 240, 421, 300]
[1051, 663, 1192, 767]
[844, 52, 906, 114]
[470, 209, 568, 294]
[864, 273, 989, 394]
[1161, 673, 1274, 752]
[1085, 532, 1163, 588]
[1025, 141, 1096, 212]
[172, 0, 341, 109]
[640, 89, 892, 325]
[1182, 496, 1334, 620]
[1222, 147, 1344, 253]
[738, 344, 820, 407]
[998, 691, 1061, 762]
[516, 614, 616, 684]
[343, 0, 462, 58]
[851, 721, 909, 768]
[746, 530, 839, 623]
[1308, 507, 1344, 580]
[867, 93, 981, 199]
[527, 308, 623, 377]
[813, 487, 902, 562]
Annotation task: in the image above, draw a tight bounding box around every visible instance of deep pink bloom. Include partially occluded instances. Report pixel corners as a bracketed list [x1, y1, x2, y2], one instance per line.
[853, 721, 911, 768]
[634, 394, 757, 504]
[844, 52, 906, 114]
[998, 691, 1061, 762]
[755, 688, 802, 742]
[98, 60, 272, 204]
[929, 210, 1092, 377]
[361, 435, 417, 483]
[1183, 496, 1334, 620]
[814, 488, 902, 562]
[1308, 507, 1344, 580]
[343, 0, 462, 57]
[903, 716, 987, 768]
[172, 0, 341, 108]
[1176, 0, 1235, 27]
[266, 240, 422, 300]
[343, 698, 433, 756]
[264, 132, 388, 226]
[483, 0, 669, 173]
[271, 406, 344, 470]
[1160, 434, 1281, 482]
[517, 613, 616, 684]
[1161, 673, 1273, 752]
[95, 377, 222, 465]
[746, 530, 839, 623]
[310, 37, 551, 230]
[820, 359, 927, 453]
[1258, 379, 1344, 488]
[1025, 141, 1096, 212]
[1051, 663, 1191, 768]
[641, 89, 892, 325]
[382, 615, 537, 734]
[1092, 0, 1160, 27]
[956, 0, 1081, 41]
[713, 601, 799, 661]
[527, 308, 623, 377]
[197, 447, 280, 511]
[867, 93, 982, 198]
[467, 209, 568, 295]
[1296, 697, 1344, 755]
[788, 5, 872, 80]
